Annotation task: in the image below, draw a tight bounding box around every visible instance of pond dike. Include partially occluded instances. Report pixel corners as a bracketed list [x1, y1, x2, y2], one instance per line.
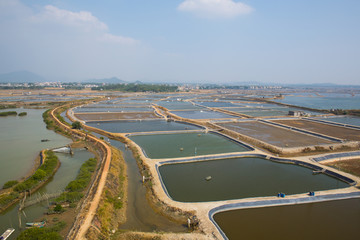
[134, 136, 360, 239]
[70, 106, 360, 239]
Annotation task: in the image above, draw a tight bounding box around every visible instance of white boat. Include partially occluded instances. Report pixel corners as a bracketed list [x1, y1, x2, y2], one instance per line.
[0, 228, 15, 240]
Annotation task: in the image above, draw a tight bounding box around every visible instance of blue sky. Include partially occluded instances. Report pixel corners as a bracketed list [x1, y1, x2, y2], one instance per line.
[0, 0, 359, 84]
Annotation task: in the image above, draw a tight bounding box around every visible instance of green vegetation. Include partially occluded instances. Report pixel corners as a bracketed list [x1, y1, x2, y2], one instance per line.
[55, 158, 97, 204]
[18, 112, 27, 116]
[53, 204, 64, 213]
[17, 221, 66, 240]
[14, 151, 59, 192]
[0, 192, 19, 207]
[71, 121, 82, 130]
[42, 110, 54, 129]
[0, 104, 16, 109]
[91, 83, 178, 92]
[2, 180, 18, 189]
[0, 111, 17, 117]
[330, 109, 360, 117]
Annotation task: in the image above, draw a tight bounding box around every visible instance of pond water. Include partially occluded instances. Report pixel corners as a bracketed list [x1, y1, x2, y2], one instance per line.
[0, 108, 71, 187]
[159, 157, 348, 202]
[318, 116, 360, 127]
[214, 198, 360, 240]
[0, 149, 94, 239]
[129, 132, 250, 159]
[87, 120, 202, 133]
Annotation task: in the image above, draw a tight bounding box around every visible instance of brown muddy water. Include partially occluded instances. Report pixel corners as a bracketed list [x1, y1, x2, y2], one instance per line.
[214, 198, 360, 240]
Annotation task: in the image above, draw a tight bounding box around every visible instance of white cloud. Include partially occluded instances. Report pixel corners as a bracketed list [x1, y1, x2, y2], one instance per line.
[178, 0, 253, 18]
[100, 33, 139, 45]
[38, 5, 108, 31]
[29, 5, 137, 44]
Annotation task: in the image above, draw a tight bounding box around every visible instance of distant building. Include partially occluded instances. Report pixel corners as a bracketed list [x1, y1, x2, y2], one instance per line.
[288, 111, 311, 117]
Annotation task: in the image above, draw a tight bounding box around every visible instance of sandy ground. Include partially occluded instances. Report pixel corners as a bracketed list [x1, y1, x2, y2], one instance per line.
[325, 158, 360, 177]
[217, 121, 333, 148]
[274, 119, 360, 141]
[74, 112, 159, 121]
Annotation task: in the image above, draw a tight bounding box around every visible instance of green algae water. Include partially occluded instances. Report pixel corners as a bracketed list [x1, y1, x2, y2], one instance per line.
[214, 198, 360, 240]
[0, 108, 71, 187]
[159, 157, 348, 202]
[129, 132, 250, 159]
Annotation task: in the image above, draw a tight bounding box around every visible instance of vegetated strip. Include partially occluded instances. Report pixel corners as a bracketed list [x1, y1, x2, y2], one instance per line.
[87, 146, 127, 239]
[48, 105, 113, 240]
[0, 150, 60, 213]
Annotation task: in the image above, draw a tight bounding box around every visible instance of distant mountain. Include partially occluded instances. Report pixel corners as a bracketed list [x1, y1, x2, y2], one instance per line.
[0, 71, 46, 83]
[85, 77, 126, 84]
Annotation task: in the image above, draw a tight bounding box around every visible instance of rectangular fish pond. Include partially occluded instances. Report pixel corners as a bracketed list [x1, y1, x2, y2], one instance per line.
[171, 110, 238, 119]
[213, 198, 360, 240]
[87, 120, 202, 133]
[158, 157, 349, 202]
[129, 132, 251, 159]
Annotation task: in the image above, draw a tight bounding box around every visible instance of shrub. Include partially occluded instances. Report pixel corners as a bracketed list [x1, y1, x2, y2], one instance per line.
[2, 180, 18, 189]
[0, 111, 17, 117]
[17, 227, 62, 240]
[18, 112, 27, 116]
[72, 121, 82, 129]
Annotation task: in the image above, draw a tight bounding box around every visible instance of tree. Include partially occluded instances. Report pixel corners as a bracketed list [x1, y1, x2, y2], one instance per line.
[71, 121, 82, 129]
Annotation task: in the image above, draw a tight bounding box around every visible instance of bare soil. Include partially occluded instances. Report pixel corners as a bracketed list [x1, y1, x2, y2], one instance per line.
[75, 112, 159, 121]
[325, 159, 360, 177]
[217, 121, 333, 148]
[274, 119, 360, 141]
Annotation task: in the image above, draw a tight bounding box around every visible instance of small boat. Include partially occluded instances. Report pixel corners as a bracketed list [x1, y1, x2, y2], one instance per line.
[1, 228, 15, 240]
[205, 176, 212, 181]
[41, 139, 50, 142]
[26, 221, 46, 228]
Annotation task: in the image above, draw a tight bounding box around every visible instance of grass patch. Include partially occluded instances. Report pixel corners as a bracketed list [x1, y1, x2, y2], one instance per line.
[17, 221, 66, 240]
[2, 180, 18, 189]
[14, 151, 59, 192]
[55, 158, 97, 204]
[0, 111, 17, 117]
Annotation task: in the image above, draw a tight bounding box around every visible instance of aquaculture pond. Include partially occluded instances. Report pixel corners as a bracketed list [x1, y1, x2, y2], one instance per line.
[87, 120, 202, 133]
[157, 101, 204, 110]
[73, 107, 152, 113]
[0, 149, 94, 239]
[129, 132, 250, 159]
[171, 110, 237, 119]
[318, 116, 360, 127]
[194, 101, 241, 108]
[213, 198, 360, 240]
[158, 157, 348, 202]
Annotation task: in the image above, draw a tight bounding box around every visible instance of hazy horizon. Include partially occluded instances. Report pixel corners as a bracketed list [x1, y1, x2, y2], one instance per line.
[0, 0, 359, 85]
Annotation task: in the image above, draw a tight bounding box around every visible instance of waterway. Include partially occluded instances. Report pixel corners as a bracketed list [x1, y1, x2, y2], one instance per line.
[159, 157, 348, 202]
[0, 149, 94, 239]
[95, 136, 186, 232]
[129, 132, 250, 159]
[214, 198, 360, 240]
[0, 108, 71, 187]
